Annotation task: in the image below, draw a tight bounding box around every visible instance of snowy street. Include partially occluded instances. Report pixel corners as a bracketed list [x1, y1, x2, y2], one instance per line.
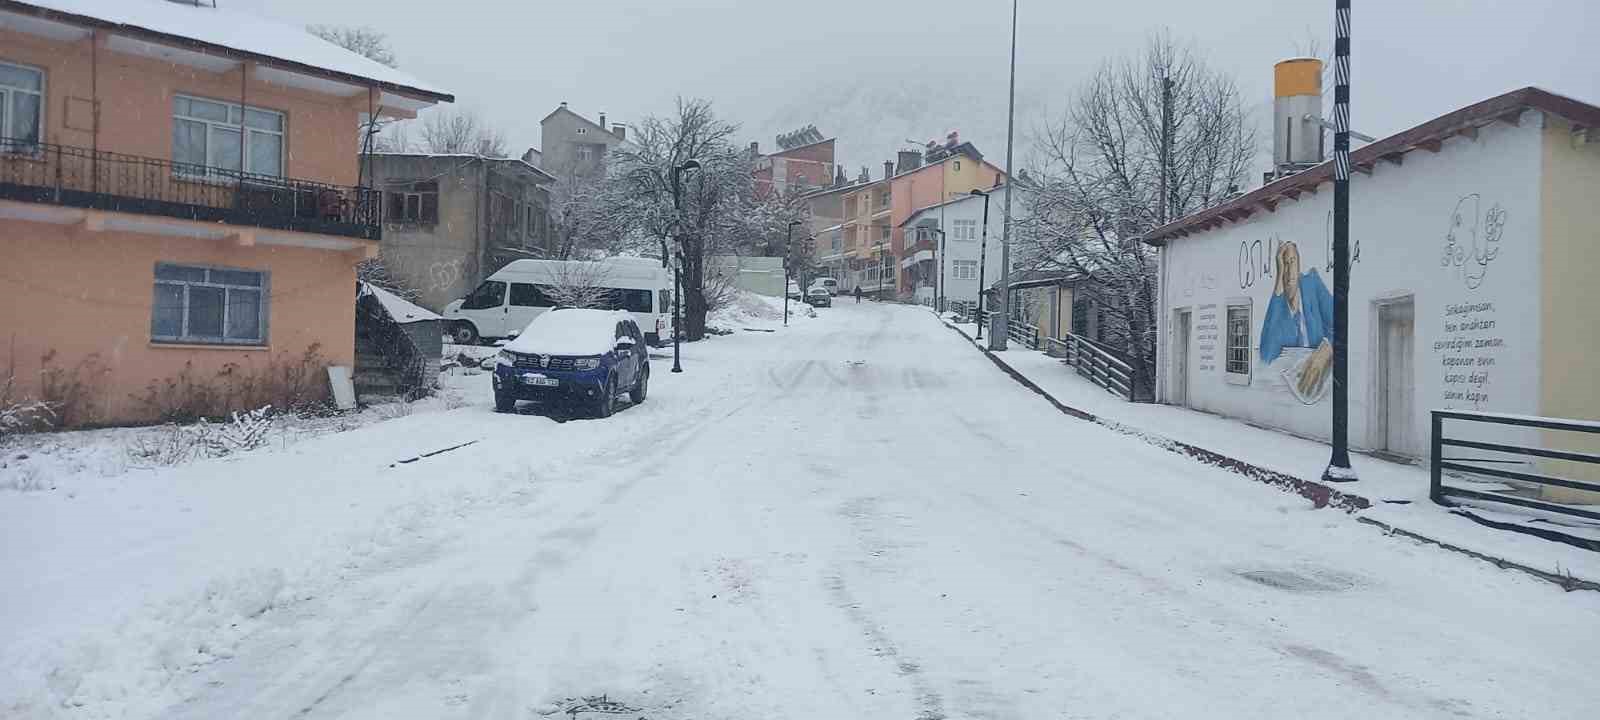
[4, 301, 1597, 719]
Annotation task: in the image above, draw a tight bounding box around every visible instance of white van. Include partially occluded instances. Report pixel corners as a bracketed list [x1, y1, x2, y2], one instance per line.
[443, 258, 674, 346]
[809, 277, 839, 296]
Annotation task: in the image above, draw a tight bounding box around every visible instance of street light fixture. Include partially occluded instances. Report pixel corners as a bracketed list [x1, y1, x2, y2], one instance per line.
[785, 220, 801, 327]
[970, 188, 992, 339]
[670, 159, 702, 374]
[991, 0, 1018, 352]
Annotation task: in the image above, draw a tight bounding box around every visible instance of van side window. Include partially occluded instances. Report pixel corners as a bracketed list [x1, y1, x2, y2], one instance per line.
[460, 281, 506, 310]
[615, 289, 652, 313]
[509, 283, 552, 307]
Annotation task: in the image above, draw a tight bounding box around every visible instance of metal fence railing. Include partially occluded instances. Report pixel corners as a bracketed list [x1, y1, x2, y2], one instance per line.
[0, 137, 381, 239]
[1007, 318, 1040, 350]
[1431, 410, 1600, 522]
[1048, 332, 1135, 401]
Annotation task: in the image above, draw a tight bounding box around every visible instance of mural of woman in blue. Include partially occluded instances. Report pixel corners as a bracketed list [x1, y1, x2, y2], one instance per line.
[1260, 241, 1335, 399]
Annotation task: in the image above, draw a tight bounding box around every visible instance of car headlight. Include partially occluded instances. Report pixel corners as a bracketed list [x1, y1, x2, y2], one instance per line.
[574, 357, 601, 370]
[496, 350, 514, 366]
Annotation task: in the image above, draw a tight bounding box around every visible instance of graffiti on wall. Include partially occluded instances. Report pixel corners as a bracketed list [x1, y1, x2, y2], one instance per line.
[1440, 194, 1507, 290]
[1259, 241, 1334, 405]
[427, 259, 466, 295]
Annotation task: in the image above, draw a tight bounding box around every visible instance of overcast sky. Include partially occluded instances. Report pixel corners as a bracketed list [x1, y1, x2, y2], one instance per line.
[235, 0, 1597, 173]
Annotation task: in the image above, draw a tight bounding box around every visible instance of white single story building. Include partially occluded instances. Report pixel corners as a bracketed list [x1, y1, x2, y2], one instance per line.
[1146, 87, 1599, 479]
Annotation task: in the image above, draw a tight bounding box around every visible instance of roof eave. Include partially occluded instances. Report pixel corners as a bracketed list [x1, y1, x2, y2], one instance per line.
[0, 0, 454, 104]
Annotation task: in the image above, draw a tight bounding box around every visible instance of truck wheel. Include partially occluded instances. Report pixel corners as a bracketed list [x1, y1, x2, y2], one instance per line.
[451, 322, 480, 346]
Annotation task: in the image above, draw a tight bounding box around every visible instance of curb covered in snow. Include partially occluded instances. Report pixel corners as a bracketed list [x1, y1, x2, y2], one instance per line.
[939, 318, 1599, 593]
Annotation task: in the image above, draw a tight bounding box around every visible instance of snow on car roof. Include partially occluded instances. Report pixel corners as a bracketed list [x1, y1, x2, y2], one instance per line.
[503, 309, 629, 357]
[16, 0, 450, 99]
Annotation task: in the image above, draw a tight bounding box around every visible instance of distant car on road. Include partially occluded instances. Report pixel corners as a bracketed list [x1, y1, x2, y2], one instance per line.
[492, 308, 649, 418]
[809, 278, 839, 295]
[805, 287, 832, 307]
[786, 280, 803, 300]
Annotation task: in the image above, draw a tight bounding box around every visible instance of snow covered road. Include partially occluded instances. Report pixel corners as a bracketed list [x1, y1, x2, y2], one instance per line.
[5, 301, 1597, 719]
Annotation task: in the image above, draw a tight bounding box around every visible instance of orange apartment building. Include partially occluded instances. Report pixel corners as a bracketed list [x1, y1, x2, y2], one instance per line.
[0, 0, 451, 425]
[887, 136, 1004, 296]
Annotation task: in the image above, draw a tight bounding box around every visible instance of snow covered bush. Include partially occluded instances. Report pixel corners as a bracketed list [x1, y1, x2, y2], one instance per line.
[196, 406, 275, 455]
[125, 424, 204, 467]
[133, 345, 330, 423]
[124, 406, 276, 467]
[1, 384, 55, 439]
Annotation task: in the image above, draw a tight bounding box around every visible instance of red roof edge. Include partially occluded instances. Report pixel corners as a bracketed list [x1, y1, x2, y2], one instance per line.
[1143, 87, 1599, 246]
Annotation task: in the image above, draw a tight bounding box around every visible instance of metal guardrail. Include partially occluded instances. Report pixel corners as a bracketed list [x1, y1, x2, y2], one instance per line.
[0, 137, 381, 239]
[1049, 332, 1135, 401]
[1430, 410, 1600, 522]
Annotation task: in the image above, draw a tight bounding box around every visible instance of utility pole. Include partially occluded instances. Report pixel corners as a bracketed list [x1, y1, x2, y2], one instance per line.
[785, 220, 800, 327]
[990, 0, 1018, 351]
[971, 188, 992, 340]
[1324, 0, 1356, 482]
[1159, 76, 1173, 225]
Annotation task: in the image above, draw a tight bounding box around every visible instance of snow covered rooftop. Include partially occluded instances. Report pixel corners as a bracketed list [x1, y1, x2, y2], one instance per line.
[362, 283, 440, 325]
[6, 0, 452, 102]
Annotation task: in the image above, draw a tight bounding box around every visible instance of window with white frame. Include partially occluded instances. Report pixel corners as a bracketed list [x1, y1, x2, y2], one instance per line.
[576, 145, 593, 163]
[1225, 300, 1252, 383]
[953, 260, 978, 280]
[0, 61, 44, 149]
[386, 180, 438, 224]
[151, 263, 268, 345]
[952, 218, 978, 241]
[172, 95, 284, 177]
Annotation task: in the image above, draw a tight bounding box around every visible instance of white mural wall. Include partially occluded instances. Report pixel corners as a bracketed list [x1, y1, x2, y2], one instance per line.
[1157, 111, 1545, 456]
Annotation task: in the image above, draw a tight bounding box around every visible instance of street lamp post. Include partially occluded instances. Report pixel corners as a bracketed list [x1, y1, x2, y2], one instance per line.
[932, 227, 947, 313]
[670, 159, 701, 374]
[1324, 0, 1357, 482]
[991, 0, 1018, 352]
[785, 220, 801, 327]
[970, 188, 992, 339]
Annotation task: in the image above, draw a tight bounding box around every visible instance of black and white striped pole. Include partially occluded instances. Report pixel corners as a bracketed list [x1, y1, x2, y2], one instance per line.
[1324, 0, 1356, 482]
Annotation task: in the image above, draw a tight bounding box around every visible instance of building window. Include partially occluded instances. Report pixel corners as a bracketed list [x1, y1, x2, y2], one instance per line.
[151, 263, 268, 345]
[879, 225, 891, 243]
[954, 160, 962, 172]
[952, 218, 978, 241]
[576, 127, 587, 135]
[953, 260, 978, 280]
[386, 180, 438, 224]
[576, 145, 593, 163]
[0, 61, 44, 150]
[172, 95, 284, 177]
[526, 205, 538, 239]
[1225, 301, 1252, 384]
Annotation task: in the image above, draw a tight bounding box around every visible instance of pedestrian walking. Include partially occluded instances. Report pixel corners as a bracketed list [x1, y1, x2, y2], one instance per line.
[854, 286, 863, 304]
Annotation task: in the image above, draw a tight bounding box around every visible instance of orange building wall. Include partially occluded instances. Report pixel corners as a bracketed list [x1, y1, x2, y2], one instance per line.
[888, 154, 1003, 291]
[0, 218, 358, 425]
[2, 27, 363, 186]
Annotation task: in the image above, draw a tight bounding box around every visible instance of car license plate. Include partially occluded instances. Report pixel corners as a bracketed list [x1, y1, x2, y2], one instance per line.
[522, 375, 559, 387]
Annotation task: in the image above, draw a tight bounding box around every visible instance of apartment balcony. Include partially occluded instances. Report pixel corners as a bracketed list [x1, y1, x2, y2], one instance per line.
[0, 139, 381, 240]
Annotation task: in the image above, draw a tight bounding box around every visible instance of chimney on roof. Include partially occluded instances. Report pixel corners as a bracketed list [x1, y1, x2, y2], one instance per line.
[883, 160, 895, 179]
[560, 101, 568, 108]
[896, 150, 922, 175]
[598, 112, 606, 129]
[611, 123, 626, 141]
[946, 131, 959, 148]
[834, 166, 847, 186]
[750, 141, 760, 158]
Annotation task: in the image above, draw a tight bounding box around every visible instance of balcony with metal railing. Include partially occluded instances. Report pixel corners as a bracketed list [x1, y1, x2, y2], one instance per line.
[0, 138, 381, 240]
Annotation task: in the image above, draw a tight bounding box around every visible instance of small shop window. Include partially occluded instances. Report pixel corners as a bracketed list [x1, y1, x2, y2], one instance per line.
[1225, 300, 1252, 384]
[151, 263, 268, 345]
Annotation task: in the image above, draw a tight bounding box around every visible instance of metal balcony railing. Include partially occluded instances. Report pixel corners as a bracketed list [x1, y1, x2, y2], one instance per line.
[0, 138, 380, 240]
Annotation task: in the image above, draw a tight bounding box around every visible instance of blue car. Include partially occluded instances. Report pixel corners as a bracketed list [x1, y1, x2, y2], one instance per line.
[492, 308, 649, 418]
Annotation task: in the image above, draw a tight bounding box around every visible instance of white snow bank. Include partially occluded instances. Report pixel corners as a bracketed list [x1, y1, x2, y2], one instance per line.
[503, 308, 629, 356]
[361, 283, 439, 324]
[22, 0, 447, 96]
[708, 288, 811, 330]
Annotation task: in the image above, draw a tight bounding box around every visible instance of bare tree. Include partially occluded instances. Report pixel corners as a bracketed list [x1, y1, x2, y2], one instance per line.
[545, 171, 626, 260]
[417, 109, 509, 157]
[308, 25, 398, 67]
[606, 98, 785, 340]
[542, 262, 617, 309]
[1015, 30, 1258, 394]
